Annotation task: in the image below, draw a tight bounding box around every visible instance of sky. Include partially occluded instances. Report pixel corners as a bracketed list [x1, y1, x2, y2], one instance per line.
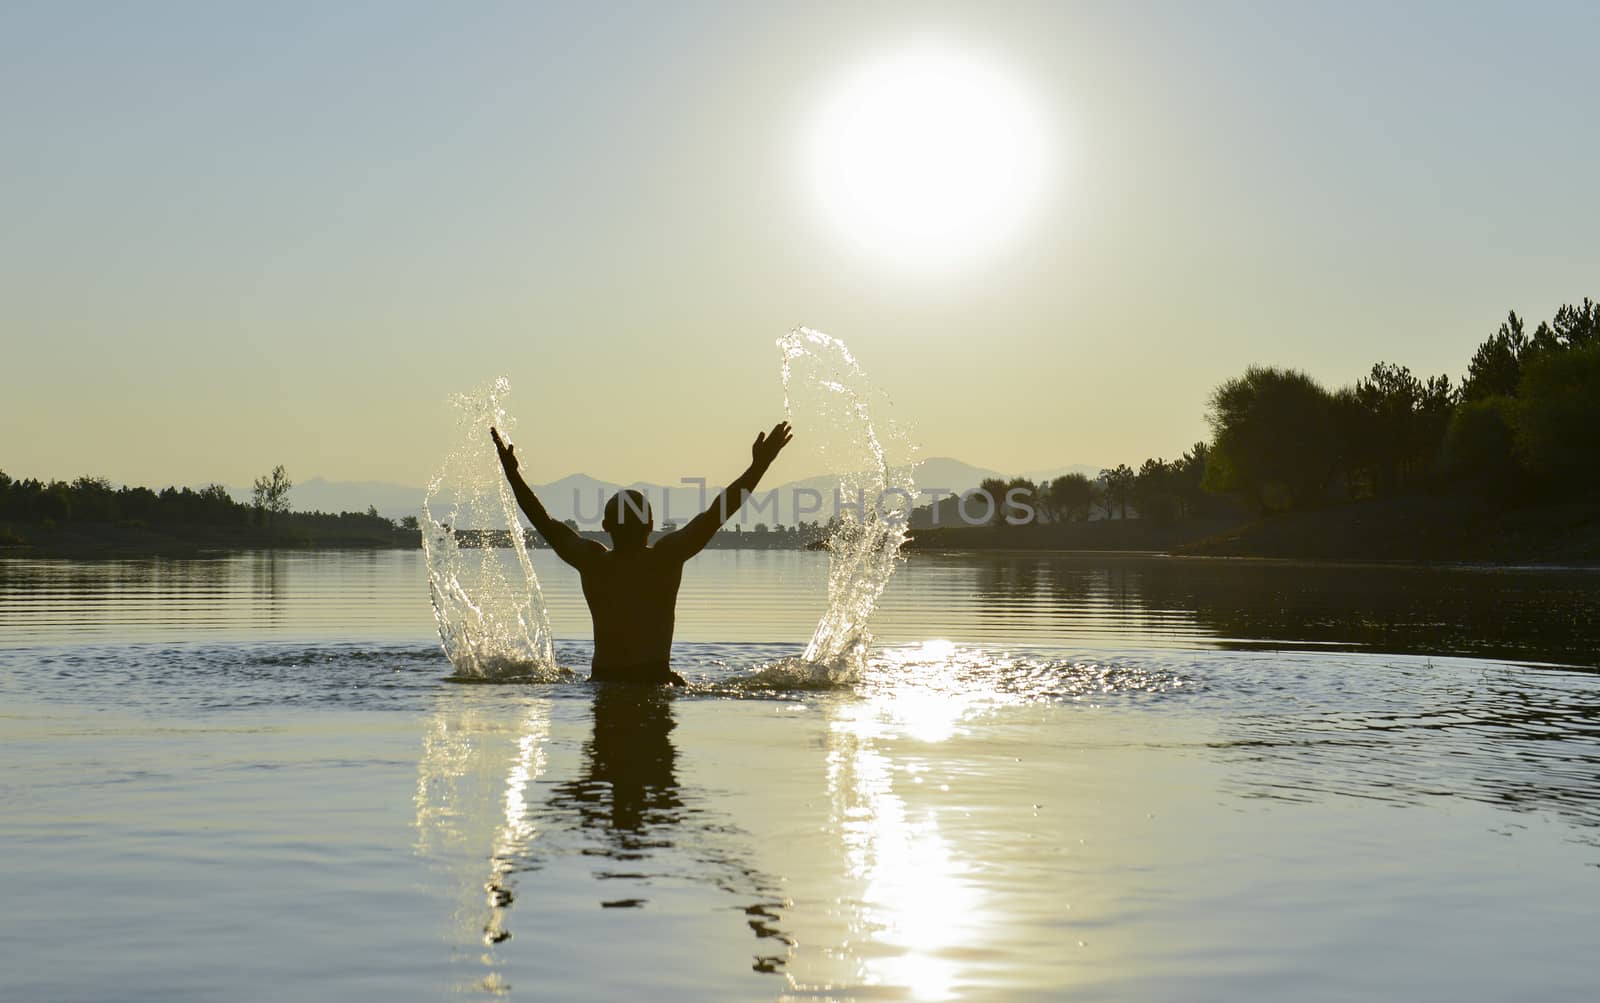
[4, 1, 1599, 490]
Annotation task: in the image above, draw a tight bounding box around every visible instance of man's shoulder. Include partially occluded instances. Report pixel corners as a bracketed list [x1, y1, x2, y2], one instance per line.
[569, 538, 611, 569]
[643, 540, 692, 565]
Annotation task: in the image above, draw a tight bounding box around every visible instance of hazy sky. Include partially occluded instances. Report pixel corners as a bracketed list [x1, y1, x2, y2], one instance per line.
[5, 1, 1598, 489]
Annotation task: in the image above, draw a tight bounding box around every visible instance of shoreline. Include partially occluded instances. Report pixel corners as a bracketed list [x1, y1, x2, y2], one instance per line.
[905, 495, 1600, 566]
[0, 524, 420, 559]
[7, 545, 1595, 571]
[6, 495, 1598, 566]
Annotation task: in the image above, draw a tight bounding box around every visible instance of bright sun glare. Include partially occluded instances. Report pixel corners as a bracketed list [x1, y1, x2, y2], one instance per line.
[806, 42, 1049, 271]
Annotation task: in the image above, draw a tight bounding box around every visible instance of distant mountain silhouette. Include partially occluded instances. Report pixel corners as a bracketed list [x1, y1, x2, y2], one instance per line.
[241, 457, 1104, 527]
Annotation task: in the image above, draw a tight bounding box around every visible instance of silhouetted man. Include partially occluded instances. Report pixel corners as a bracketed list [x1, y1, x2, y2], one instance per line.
[490, 421, 793, 685]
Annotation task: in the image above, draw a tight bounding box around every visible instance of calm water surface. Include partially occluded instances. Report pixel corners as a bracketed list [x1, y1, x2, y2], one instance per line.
[2, 550, 1597, 1001]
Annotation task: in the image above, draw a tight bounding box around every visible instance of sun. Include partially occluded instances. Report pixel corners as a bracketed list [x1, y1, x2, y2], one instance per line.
[804, 42, 1050, 272]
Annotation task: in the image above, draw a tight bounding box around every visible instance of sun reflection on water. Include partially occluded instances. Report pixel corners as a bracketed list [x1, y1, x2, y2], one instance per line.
[414, 697, 551, 991]
[822, 642, 994, 1001]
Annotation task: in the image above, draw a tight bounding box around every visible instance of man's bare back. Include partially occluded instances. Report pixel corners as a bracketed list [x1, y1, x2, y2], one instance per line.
[492, 421, 793, 685]
[578, 544, 685, 682]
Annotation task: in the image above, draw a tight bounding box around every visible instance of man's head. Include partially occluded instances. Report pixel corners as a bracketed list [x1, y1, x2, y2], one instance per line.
[602, 489, 652, 547]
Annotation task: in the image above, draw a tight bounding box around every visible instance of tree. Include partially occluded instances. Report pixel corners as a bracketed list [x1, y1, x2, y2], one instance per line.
[1044, 473, 1093, 522]
[252, 465, 293, 522]
[1090, 477, 1108, 520]
[1173, 442, 1209, 517]
[1461, 312, 1530, 403]
[1203, 366, 1337, 512]
[35, 482, 71, 523]
[1348, 362, 1454, 496]
[1133, 458, 1177, 524]
[1099, 465, 1135, 519]
[400, 514, 420, 532]
[69, 475, 118, 522]
[1512, 343, 1600, 490]
[1329, 387, 1378, 499]
[1002, 477, 1039, 525]
[1459, 302, 1598, 405]
[1441, 396, 1522, 498]
[977, 476, 1010, 526]
[1549, 298, 1599, 351]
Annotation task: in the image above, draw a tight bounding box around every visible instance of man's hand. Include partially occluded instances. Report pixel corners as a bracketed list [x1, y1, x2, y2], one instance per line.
[751, 421, 794, 471]
[490, 427, 518, 476]
[657, 421, 796, 562]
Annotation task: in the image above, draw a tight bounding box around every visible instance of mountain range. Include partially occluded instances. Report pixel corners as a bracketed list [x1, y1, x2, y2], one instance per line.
[236, 457, 1103, 527]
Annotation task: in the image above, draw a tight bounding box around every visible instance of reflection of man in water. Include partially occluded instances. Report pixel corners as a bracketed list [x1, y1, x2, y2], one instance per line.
[551, 686, 681, 839]
[491, 421, 793, 685]
[547, 687, 792, 970]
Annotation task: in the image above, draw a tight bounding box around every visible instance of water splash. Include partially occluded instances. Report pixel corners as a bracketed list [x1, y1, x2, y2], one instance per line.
[778, 327, 918, 671]
[421, 378, 566, 681]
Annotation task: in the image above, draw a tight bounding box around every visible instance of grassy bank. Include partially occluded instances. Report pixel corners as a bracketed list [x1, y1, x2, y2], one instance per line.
[1178, 496, 1600, 564]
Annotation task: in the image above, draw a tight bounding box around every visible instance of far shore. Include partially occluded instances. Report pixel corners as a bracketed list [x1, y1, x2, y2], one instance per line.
[908, 496, 1600, 566]
[4, 496, 1599, 566]
[0, 521, 420, 558]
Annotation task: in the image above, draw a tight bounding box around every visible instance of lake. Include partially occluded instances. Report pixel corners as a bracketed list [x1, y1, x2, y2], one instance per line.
[2, 549, 1597, 1001]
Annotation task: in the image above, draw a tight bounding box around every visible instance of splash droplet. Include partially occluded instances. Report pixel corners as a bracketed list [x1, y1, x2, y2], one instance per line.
[778, 327, 917, 668]
[421, 377, 565, 681]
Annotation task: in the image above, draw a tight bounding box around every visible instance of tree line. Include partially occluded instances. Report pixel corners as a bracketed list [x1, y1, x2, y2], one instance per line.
[1203, 297, 1599, 512]
[0, 465, 409, 543]
[911, 295, 1598, 528]
[911, 445, 1235, 528]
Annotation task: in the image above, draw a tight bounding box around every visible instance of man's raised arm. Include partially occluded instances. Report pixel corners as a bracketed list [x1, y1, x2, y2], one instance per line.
[658, 421, 794, 561]
[491, 427, 603, 569]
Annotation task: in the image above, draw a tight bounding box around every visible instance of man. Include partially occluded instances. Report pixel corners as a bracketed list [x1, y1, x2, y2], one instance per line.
[490, 421, 794, 685]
